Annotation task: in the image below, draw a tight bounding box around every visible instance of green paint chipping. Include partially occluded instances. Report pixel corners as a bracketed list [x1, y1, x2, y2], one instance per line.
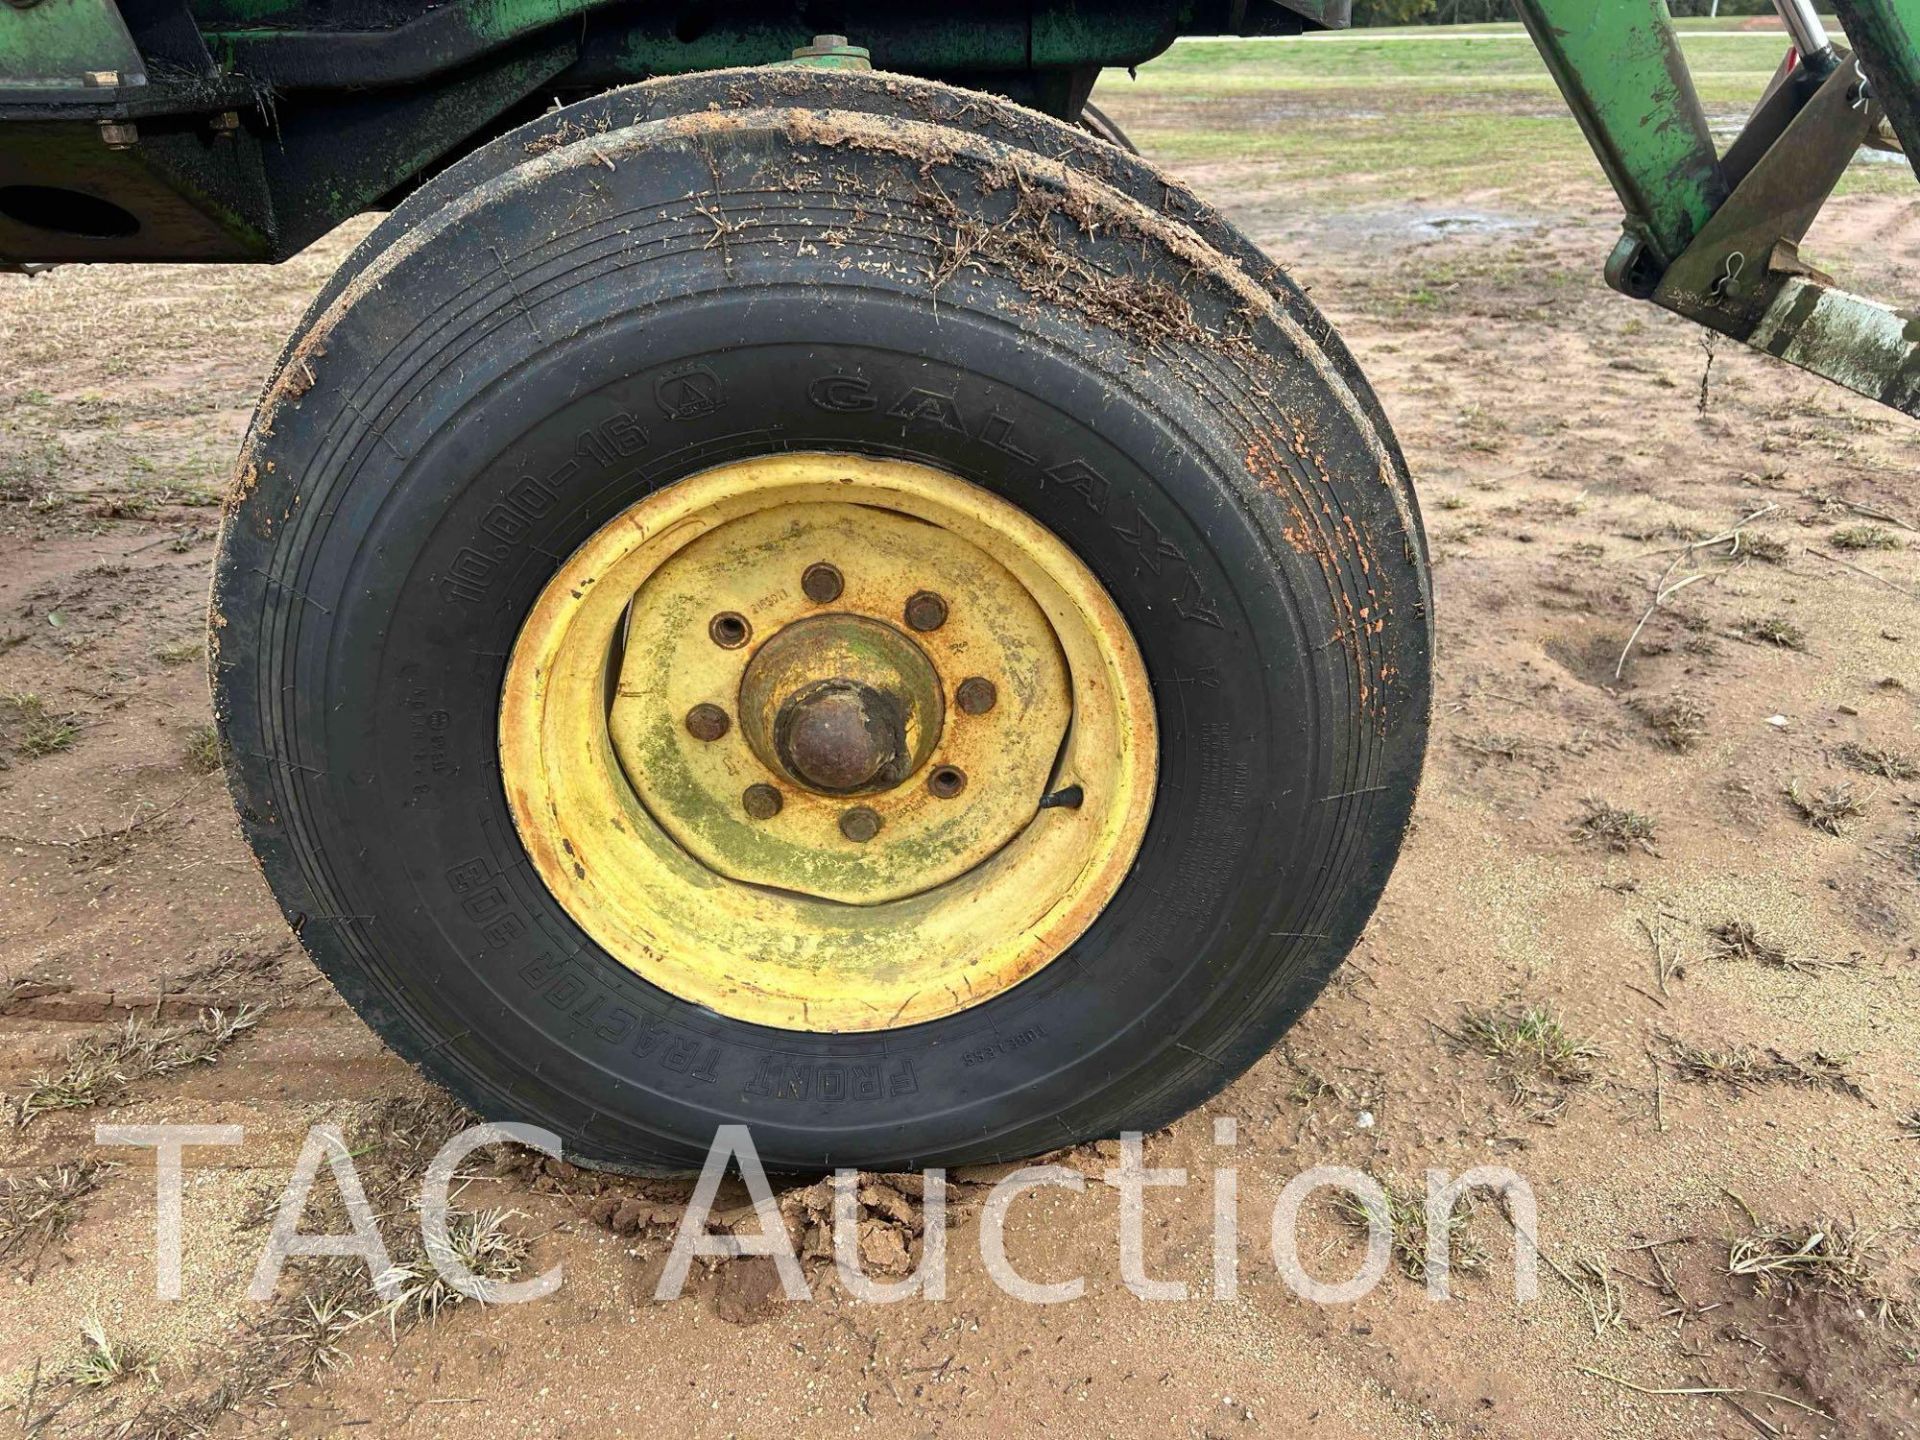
[1833, 0, 1920, 179]
[0, 0, 145, 88]
[1513, 0, 1727, 264]
[465, 0, 601, 47]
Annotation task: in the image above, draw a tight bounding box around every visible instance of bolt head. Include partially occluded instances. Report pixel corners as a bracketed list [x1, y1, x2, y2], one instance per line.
[685, 703, 731, 742]
[742, 784, 784, 821]
[904, 591, 948, 632]
[955, 677, 997, 715]
[839, 806, 883, 843]
[801, 562, 844, 605]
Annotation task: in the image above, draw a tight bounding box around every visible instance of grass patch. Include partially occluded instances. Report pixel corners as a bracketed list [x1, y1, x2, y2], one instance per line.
[64, 1315, 155, 1390]
[153, 637, 204, 666]
[1707, 920, 1855, 974]
[1458, 1004, 1598, 1092]
[1728, 1221, 1914, 1330]
[1834, 742, 1918, 781]
[1098, 29, 1905, 207]
[1635, 694, 1708, 753]
[1572, 797, 1658, 854]
[1457, 730, 1532, 763]
[375, 1206, 534, 1324]
[1707, 919, 1787, 967]
[1455, 1003, 1599, 1121]
[10, 1005, 262, 1126]
[1742, 614, 1807, 650]
[120, 1091, 508, 1437]
[1830, 524, 1902, 551]
[83, 478, 224, 521]
[276, 1284, 364, 1382]
[1332, 1174, 1485, 1284]
[0, 1160, 110, 1264]
[1, 691, 81, 758]
[1664, 1040, 1864, 1098]
[185, 724, 224, 775]
[19, 714, 78, 757]
[1784, 780, 1870, 835]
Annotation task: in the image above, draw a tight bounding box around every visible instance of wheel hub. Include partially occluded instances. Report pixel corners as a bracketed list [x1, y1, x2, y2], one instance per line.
[499, 453, 1156, 1030]
[777, 679, 902, 793]
[609, 494, 1075, 905]
[740, 614, 941, 796]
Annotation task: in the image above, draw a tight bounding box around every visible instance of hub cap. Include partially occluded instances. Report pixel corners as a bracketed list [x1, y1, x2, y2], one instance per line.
[499, 453, 1156, 1031]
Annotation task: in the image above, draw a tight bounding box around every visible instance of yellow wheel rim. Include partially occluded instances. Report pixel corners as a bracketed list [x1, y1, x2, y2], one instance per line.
[499, 453, 1156, 1032]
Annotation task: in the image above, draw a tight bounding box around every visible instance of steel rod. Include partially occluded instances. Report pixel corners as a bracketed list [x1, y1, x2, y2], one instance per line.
[1773, 0, 1841, 73]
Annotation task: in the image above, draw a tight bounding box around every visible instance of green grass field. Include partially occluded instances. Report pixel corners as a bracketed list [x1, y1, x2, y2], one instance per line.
[1096, 22, 1908, 206]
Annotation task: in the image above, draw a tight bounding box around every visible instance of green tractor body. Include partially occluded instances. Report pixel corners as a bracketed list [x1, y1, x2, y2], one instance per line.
[0, 0, 1341, 264]
[6, 0, 1917, 417]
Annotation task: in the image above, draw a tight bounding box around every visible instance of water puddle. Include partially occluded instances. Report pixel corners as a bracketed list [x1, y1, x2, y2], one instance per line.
[1406, 212, 1532, 238]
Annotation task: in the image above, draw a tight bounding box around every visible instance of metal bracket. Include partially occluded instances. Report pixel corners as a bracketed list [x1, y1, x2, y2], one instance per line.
[1748, 278, 1920, 414]
[1643, 52, 1920, 416]
[1654, 54, 1878, 336]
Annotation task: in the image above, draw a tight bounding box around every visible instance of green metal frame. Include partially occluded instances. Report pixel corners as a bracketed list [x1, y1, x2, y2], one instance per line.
[1833, 0, 1920, 173]
[1515, 0, 1920, 418]
[4, 0, 1918, 415]
[1512, 0, 1726, 269]
[0, 1, 1344, 265]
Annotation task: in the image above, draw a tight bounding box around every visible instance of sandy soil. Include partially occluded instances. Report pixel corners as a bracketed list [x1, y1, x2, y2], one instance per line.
[1, 69, 1917, 1440]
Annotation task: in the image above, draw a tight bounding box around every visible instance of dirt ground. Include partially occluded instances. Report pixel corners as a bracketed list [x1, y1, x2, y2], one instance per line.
[3, 30, 1918, 1440]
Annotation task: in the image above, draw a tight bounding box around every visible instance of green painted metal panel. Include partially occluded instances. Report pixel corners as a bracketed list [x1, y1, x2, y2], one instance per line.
[0, 0, 145, 89]
[463, 0, 600, 47]
[205, 0, 602, 45]
[1512, 0, 1726, 267]
[1832, 0, 1920, 181]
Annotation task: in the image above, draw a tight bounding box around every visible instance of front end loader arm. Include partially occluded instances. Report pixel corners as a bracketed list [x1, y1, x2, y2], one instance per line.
[1517, 0, 1920, 419]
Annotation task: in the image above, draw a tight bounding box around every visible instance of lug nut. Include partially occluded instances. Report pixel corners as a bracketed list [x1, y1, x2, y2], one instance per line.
[839, 806, 883, 843]
[685, 703, 730, 742]
[927, 765, 967, 800]
[743, 783, 783, 820]
[801, 562, 844, 604]
[709, 611, 751, 649]
[955, 677, 997, 715]
[904, 591, 948, 632]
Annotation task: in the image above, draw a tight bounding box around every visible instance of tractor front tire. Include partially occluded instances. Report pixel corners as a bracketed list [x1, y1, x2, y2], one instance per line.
[214, 70, 1428, 1173]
